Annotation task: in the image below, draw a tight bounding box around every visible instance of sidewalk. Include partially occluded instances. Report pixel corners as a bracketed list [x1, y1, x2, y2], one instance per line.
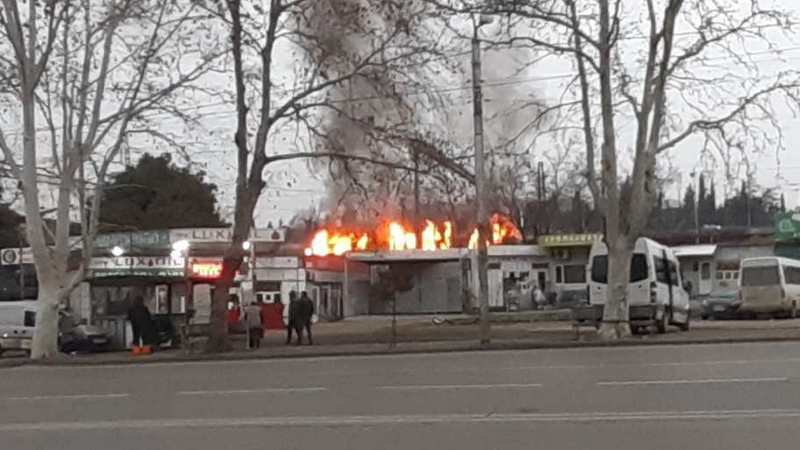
[2, 317, 799, 368]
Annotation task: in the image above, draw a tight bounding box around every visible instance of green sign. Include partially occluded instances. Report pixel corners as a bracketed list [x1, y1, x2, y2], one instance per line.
[93, 231, 171, 252]
[538, 233, 603, 247]
[775, 212, 800, 242]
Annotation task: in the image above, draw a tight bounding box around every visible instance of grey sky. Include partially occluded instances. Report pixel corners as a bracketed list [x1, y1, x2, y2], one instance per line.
[134, 1, 800, 225]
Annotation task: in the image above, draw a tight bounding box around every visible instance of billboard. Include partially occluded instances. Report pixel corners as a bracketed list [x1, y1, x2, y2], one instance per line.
[775, 212, 800, 242]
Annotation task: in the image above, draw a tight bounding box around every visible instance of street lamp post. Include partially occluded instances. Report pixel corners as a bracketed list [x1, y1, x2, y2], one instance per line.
[472, 14, 492, 346]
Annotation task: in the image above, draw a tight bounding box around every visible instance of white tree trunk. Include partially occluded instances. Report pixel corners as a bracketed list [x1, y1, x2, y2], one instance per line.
[30, 281, 62, 359]
[599, 237, 633, 339]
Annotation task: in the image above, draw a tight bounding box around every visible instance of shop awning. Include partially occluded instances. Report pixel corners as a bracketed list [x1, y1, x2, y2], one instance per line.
[672, 245, 718, 258]
[347, 248, 470, 264]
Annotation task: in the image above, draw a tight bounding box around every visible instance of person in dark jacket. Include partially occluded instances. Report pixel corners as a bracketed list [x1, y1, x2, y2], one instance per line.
[127, 296, 156, 348]
[296, 291, 315, 345]
[285, 290, 298, 345]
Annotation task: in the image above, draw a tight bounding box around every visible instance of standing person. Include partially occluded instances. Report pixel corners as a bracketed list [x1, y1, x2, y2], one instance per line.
[244, 301, 263, 349]
[285, 290, 298, 345]
[532, 285, 546, 310]
[297, 291, 315, 345]
[127, 296, 155, 350]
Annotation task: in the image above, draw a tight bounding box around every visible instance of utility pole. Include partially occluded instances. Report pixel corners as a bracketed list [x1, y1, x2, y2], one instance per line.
[472, 14, 492, 346]
[413, 148, 420, 243]
[691, 171, 700, 243]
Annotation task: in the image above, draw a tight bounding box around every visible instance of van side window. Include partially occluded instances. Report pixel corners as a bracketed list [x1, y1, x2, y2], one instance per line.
[655, 257, 668, 284]
[630, 254, 649, 283]
[669, 261, 680, 286]
[784, 266, 800, 285]
[24, 310, 36, 327]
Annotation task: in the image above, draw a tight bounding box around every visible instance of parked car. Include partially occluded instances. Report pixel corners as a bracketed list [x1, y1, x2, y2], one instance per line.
[702, 293, 741, 320]
[59, 323, 112, 353]
[0, 300, 37, 356]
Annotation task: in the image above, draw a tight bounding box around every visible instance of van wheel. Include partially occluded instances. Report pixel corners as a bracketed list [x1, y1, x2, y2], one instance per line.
[656, 310, 668, 334]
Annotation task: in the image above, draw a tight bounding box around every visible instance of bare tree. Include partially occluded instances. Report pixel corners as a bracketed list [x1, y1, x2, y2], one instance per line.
[198, 0, 457, 351]
[0, 0, 219, 358]
[429, 0, 800, 337]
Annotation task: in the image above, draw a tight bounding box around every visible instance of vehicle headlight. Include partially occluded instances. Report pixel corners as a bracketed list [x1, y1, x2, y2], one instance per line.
[1, 333, 8, 338]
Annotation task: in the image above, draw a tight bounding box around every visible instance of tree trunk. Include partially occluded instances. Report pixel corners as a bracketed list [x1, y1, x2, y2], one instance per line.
[477, 222, 491, 345]
[206, 277, 233, 353]
[599, 237, 632, 339]
[30, 281, 62, 359]
[205, 259, 238, 353]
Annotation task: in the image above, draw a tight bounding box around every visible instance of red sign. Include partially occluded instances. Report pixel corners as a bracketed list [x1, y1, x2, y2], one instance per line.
[191, 261, 223, 279]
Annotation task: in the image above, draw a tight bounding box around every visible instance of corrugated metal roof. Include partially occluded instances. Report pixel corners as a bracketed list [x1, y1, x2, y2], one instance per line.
[672, 244, 718, 257]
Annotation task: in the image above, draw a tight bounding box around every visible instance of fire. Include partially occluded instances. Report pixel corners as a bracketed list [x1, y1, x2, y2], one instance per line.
[388, 222, 417, 251]
[468, 214, 523, 249]
[305, 214, 519, 255]
[305, 229, 369, 256]
[421, 220, 453, 251]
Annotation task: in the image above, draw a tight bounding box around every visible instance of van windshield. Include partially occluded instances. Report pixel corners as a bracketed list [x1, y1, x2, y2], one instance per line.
[590, 254, 648, 284]
[741, 265, 781, 287]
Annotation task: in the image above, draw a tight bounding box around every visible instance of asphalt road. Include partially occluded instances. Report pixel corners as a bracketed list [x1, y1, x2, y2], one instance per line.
[2, 341, 800, 450]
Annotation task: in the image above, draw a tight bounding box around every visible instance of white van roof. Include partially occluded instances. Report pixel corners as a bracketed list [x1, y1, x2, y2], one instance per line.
[0, 300, 39, 310]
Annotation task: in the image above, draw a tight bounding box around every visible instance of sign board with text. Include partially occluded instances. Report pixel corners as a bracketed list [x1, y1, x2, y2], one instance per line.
[538, 234, 603, 248]
[88, 255, 185, 278]
[776, 212, 800, 242]
[170, 227, 286, 244]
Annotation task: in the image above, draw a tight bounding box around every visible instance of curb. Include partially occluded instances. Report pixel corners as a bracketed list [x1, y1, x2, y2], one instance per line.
[3, 333, 799, 369]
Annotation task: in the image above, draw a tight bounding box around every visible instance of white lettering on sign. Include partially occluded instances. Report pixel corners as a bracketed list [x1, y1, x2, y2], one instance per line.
[90, 256, 185, 270]
[170, 228, 286, 244]
[256, 256, 298, 269]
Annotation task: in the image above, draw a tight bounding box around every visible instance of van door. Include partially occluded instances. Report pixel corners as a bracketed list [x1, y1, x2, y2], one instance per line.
[627, 253, 651, 306]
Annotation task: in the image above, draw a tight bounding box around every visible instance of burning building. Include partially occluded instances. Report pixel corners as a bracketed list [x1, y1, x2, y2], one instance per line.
[301, 213, 527, 315]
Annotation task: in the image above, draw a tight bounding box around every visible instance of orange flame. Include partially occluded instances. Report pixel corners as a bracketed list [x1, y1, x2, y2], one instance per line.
[305, 230, 369, 256]
[305, 215, 516, 255]
[421, 220, 452, 250]
[468, 214, 523, 249]
[388, 222, 417, 251]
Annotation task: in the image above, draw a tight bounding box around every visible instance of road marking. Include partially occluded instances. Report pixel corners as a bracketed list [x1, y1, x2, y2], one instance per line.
[2, 409, 800, 432]
[6, 393, 130, 402]
[177, 387, 326, 396]
[598, 377, 789, 386]
[509, 358, 800, 371]
[377, 383, 543, 391]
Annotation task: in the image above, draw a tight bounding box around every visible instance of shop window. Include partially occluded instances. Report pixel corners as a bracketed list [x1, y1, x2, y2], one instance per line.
[555, 266, 563, 284]
[563, 265, 586, 284]
[24, 310, 36, 327]
[701, 263, 711, 280]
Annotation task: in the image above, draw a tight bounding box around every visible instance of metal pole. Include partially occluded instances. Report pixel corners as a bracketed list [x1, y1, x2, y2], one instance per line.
[18, 226, 24, 301]
[472, 20, 491, 346]
[693, 172, 700, 243]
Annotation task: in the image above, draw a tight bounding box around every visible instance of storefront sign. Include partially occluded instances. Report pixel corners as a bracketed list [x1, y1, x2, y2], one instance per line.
[256, 256, 299, 269]
[89, 255, 185, 278]
[170, 227, 285, 244]
[94, 231, 171, 251]
[776, 212, 800, 242]
[538, 234, 602, 247]
[190, 260, 224, 279]
[0, 248, 34, 265]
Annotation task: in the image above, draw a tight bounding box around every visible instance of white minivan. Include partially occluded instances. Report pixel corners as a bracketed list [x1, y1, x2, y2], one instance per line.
[588, 238, 691, 333]
[738, 257, 800, 318]
[0, 300, 37, 356]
